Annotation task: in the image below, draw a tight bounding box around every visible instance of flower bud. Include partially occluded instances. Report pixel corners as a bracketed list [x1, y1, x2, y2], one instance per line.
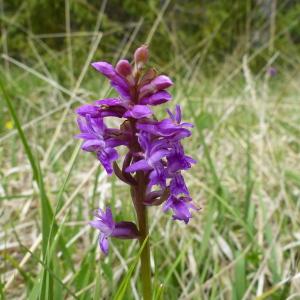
[91, 61, 115, 77]
[139, 75, 173, 97]
[116, 59, 132, 77]
[151, 75, 173, 90]
[134, 45, 149, 65]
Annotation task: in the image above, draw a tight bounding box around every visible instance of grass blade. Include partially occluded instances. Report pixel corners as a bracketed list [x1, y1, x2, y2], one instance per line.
[113, 237, 148, 300]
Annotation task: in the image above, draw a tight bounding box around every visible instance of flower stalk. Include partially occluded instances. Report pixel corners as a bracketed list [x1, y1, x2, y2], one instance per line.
[133, 171, 152, 300]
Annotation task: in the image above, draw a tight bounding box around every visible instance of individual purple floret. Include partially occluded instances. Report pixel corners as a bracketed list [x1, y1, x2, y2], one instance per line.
[136, 105, 193, 140]
[75, 45, 197, 255]
[75, 115, 125, 174]
[163, 194, 197, 224]
[90, 207, 139, 254]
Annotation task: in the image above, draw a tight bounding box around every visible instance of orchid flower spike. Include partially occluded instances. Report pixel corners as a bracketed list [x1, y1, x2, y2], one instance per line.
[75, 46, 197, 255]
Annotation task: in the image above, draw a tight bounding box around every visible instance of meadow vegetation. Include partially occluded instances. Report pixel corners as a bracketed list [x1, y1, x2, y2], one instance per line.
[0, 1, 300, 299]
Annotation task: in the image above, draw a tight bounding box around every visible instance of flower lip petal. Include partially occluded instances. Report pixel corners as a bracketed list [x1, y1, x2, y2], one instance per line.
[90, 207, 115, 236]
[151, 75, 173, 90]
[89, 220, 112, 235]
[163, 196, 190, 223]
[99, 234, 109, 254]
[148, 149, 169, 166]
[170, 173, 189, 196]
[97, 148, 119, 175]
[123, 105, 152, 119]
[125, 159, 151, 173]
[140, 90, 172, 105]
[91, 61, 115, 77]
[82, 139, 105, 152]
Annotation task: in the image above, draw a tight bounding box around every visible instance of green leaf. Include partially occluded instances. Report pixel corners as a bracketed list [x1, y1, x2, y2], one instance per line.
[232, 251, 246, 300]
[93, 264, 102, 300]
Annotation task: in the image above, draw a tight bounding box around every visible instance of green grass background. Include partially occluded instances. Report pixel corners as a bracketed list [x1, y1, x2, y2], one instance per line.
[0, 1, 300, 299]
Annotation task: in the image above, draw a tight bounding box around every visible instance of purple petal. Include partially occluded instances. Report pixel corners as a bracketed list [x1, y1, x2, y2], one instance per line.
[77, 117, 89, 132]
[139, 75, 173, 97]
[104, 207, 114, 226]
[82, 139, 105, 152]
[91, 62, 130, 99]
[84, 114, 105, 135]
[89, 220, 112, 235]
[106, 137, 128, 148]
[138, 132, 152, 152]
[181, 122, 194, 128]
[123, 105, 152, 119]
[125, 159, 151, 173]
[137, 119, 191, 141]
[148, 149, 169, 166]
[140, 90, 172, 105]
[110, 81, 131, 100]
[74, 133, 95, 140]
[95, 98, 123, 106]
[163, 195, 195, 224]
[174, 105, 182, 124]
[97, 148, 118, 175]
[172, 200, 192, 224]
[136, 121, 158, 135]
[91, 62, 115, 77]
[137, 119, 191, 139]
[185, 156, 197, 165]
[90, 207, 115, 234]
[170, 173, 189, 196]
[151, 75, 173, 90]
[163, 195, 174, 212]
[149, 166, 166, 188]
[111, 221, 139, 239]
[76, 105, 100, 117]
[99, 234, 109, 254]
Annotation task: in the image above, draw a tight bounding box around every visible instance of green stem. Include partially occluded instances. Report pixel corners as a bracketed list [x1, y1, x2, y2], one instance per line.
[134, 172, 152, 300]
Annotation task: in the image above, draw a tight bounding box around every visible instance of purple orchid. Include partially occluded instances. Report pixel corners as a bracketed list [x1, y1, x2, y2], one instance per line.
[163, 194, 197, 224]
[90, 207, 139, 254]
[136, 105, 193, 141]
[75, 45, 197, 260]
[167, 143, 196, 175]
[125, 132, 169, 173]
[75, 115, 130, 174]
